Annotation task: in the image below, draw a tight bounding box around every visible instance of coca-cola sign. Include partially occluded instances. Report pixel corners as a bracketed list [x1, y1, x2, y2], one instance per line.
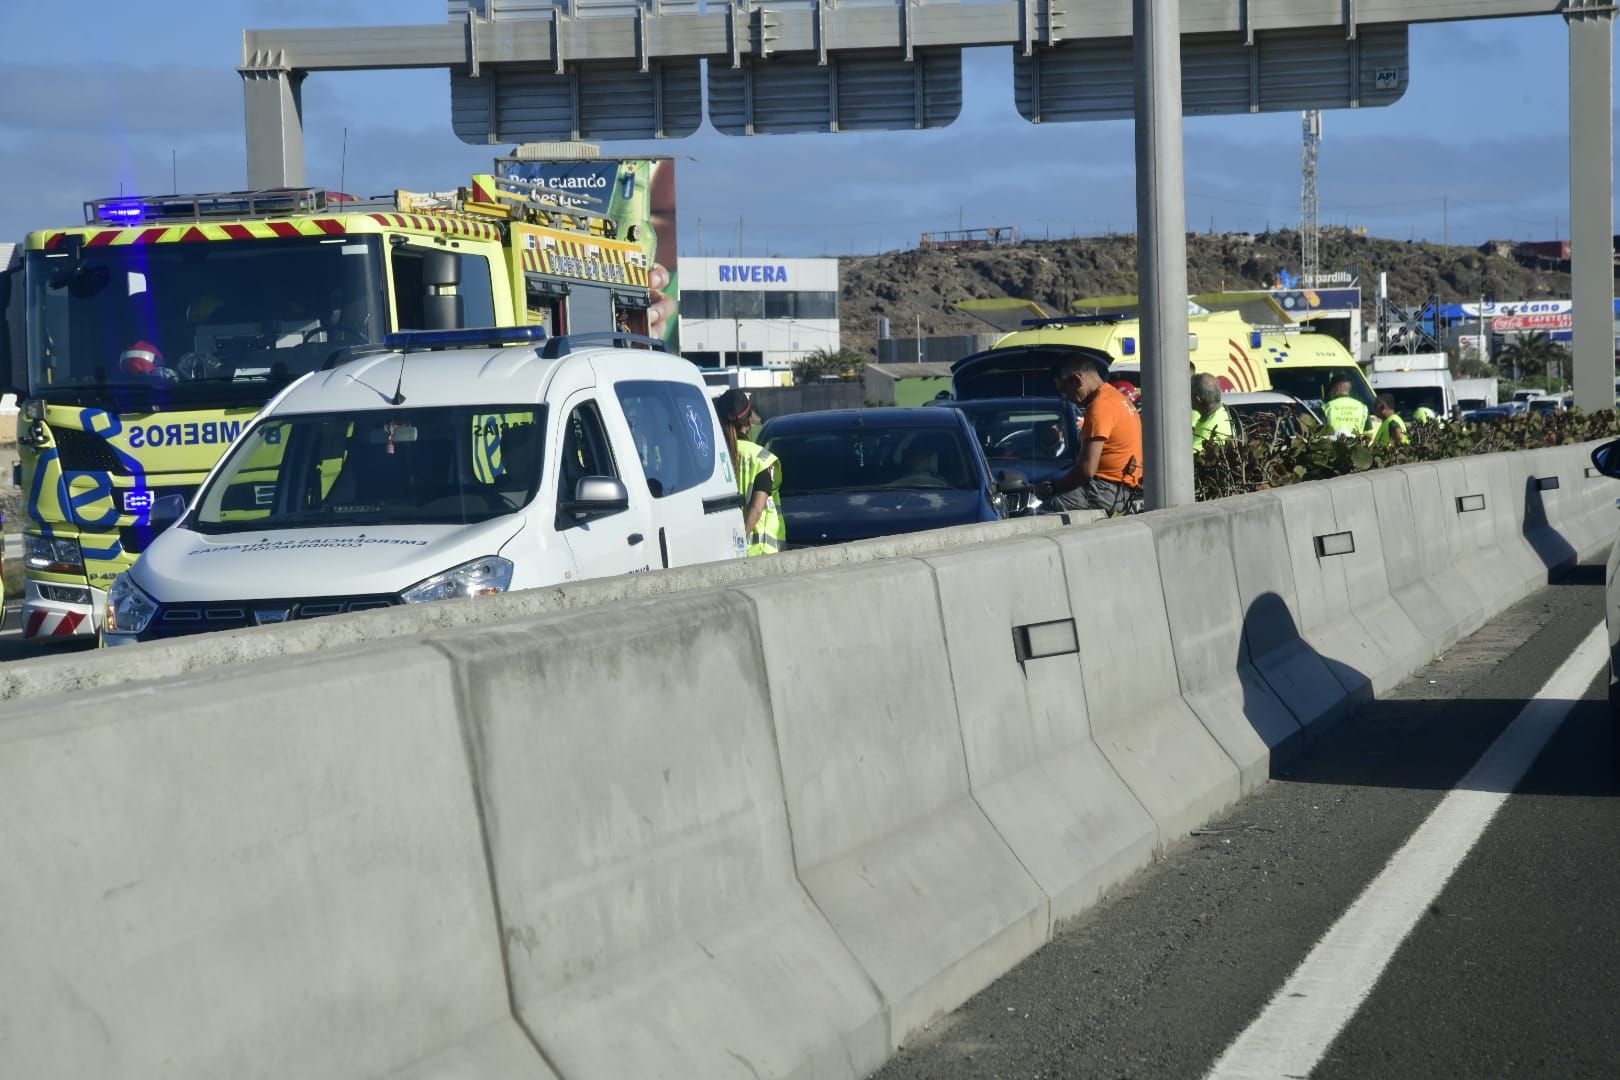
[1492, 313, 1573, 332]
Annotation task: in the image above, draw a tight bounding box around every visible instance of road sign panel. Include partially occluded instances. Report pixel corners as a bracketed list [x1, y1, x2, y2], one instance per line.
[708, 50, 963, 136]
[1016, 25, 1409, 122]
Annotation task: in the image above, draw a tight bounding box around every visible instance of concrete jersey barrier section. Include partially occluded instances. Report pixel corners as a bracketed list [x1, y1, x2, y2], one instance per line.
[0, 648, 548, 1080]
[0, 511, 1104, 705]
[1, 444, 1615, 1079]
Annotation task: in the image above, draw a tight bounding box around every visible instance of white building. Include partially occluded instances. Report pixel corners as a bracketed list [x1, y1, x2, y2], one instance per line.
[677, 257, 840, 381]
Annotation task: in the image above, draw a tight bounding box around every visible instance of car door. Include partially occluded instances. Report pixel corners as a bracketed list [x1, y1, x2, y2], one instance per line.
[553, 391, 656, 578]
[604, 373, 741, 568]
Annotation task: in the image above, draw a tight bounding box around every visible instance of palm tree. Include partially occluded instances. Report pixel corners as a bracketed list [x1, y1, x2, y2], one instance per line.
[1496, 330, 1564, 382]
[792, 346, 866, 385]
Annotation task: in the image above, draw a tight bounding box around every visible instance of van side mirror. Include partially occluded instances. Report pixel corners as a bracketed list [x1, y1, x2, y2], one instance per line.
[560, 475, 629, 521]
[151, 493, 189, 525]
[1591, 438, 1620, 480]
[419, 250, 461, 289]
[418, 250, 464, 330]
[422, 294, 463, 331]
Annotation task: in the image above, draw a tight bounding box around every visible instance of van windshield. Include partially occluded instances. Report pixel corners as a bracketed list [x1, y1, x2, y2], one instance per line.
[191, 405, 546, 534]
[1267, 368, 1374, 408]
[1382, 386, 1446, 415]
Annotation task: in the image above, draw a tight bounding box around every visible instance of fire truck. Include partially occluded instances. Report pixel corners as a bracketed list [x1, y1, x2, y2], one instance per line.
[0, 168, 655, 641]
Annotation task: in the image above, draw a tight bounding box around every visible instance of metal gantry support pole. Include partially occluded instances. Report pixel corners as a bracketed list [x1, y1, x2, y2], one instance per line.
[1568, 1, 1614, 414]
[241, 69, 307, 189]
[1134, 0, 1194, 508]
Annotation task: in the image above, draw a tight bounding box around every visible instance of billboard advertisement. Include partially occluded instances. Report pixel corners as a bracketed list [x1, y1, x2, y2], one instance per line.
[494, 156, 680, 347]
[1492, 313, 1573, 333]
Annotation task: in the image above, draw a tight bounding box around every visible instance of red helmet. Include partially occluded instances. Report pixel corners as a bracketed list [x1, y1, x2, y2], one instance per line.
[120, 340, 164, 375]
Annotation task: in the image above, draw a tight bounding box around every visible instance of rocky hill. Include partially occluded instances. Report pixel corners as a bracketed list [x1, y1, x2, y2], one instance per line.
[837, 228, 1583, 358]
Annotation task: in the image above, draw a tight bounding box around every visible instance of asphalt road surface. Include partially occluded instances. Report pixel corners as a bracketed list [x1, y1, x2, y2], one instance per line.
[878, 562, 1619, 1080]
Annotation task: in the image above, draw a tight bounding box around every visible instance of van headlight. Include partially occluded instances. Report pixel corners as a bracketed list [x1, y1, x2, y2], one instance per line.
[105, 574, 158, 635]
[400, 556, 514, 604]
[26, 534, 84, 574]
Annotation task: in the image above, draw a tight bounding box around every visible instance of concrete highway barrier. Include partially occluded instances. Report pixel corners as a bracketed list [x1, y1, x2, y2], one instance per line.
[0, 511, 1103, 706]
[1395, 462, 1489, 644]
[432, 592, 889, 1079]
[0, 646, 549, 1080]
[1225, 492, 1350, 735]
[741, 560, 1049, 1049]
[2, 445, 1615, 1079]
[1321, 473, 1436, 688]
[1145, 505, 1302, 792]
[1365, 466, 1470, 652]
[1053, 519, 1243, 846]
[1269, 482, 1392, 698]
[1440, 455, 1523, 615]
[924, 536, 1156, 924]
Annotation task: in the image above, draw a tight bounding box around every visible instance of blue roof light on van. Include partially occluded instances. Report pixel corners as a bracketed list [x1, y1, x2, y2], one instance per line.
[384, 326, 549, 352]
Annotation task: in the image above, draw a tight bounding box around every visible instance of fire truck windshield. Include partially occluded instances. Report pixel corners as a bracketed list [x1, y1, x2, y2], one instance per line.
[24, 235, 387, 407]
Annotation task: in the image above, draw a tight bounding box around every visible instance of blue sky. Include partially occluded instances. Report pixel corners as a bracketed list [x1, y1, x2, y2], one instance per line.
[0, 2, 1610, 262]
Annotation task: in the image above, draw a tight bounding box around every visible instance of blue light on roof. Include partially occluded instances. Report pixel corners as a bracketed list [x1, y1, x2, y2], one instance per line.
[97, 203, 146, 224]
[384, 325, 549, 351]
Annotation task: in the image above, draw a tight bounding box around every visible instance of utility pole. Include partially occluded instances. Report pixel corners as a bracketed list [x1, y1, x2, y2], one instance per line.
[1134, 0, 1193, 508]
[1442, 195, 1449, 247]
[1568, 0, 1614, 413]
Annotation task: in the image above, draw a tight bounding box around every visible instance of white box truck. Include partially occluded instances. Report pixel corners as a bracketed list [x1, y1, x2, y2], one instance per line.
[1454, 377, 1499, 412]
[1369, 352, 1455, 418]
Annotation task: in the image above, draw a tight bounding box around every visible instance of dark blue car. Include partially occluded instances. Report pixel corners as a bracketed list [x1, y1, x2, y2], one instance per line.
[926, 396, 1082, 514]
[759, 408, 1004, 548]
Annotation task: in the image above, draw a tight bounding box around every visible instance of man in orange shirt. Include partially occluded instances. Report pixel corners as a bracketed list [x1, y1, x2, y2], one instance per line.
[1033, 352, 1144, 513]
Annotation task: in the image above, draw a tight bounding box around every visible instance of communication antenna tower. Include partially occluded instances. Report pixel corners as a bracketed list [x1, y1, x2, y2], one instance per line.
[1301, 110, 1322, 286]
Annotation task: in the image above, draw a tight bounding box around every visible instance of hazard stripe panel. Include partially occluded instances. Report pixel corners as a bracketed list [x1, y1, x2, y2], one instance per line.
[21, 609, 89, 639]
[41, 211, 505, 250]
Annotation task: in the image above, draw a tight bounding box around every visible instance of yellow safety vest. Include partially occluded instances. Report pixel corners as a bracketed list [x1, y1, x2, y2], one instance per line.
[1371, 413, 1408, 446]
[737, 440, 786, 556]
[1324, 395, 1370, 437]
[1192, 405, 1234, 452]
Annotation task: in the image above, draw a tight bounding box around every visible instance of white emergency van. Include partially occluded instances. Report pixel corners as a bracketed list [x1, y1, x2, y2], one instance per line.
[104, 327, 746, 644]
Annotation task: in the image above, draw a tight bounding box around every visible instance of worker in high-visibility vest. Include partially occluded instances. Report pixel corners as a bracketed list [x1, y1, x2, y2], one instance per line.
[1412, 405, 1438, 424]
[715, 389, 786, 555]
[1370, 393, 1409, 447]
[1191, 372, 1234, 452]
[1323, 377, 1371, 438]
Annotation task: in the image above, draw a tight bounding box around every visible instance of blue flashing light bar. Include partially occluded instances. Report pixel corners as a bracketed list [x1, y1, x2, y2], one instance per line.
[97, 202, 148, 224]
[84, 188, 328, 226]
[384, 325, 549, 352]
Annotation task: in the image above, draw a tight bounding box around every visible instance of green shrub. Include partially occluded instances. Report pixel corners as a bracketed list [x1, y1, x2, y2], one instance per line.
[1193, 410, 1619, 501]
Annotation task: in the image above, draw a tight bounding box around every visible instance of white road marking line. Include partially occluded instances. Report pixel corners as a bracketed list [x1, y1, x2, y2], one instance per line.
[1206, 621, 1608, 1080]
